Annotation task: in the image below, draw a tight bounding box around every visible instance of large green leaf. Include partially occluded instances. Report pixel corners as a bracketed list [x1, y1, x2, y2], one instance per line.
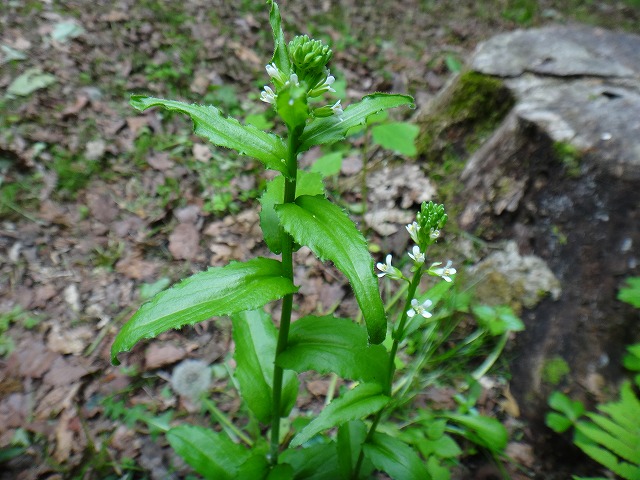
[298, 94, 414, 152]
[130, 96, 289, 175]
[362, 432, 429, 480]
[279, 443, 341, 480]
[371, 122, 420, 157]
[291, 383, 389, 447]
[232, 309, 299, 424]
[276, 195, 387, 344]
[259, 171, 324, 254]
[166, 425, 249, 480]
[111, 258, 297, 364]
[276, 315, 389, 385]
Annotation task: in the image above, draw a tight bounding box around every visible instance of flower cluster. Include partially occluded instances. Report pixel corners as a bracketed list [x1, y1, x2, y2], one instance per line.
[406, 201, 448, 251]
[259, 34, 342, 121]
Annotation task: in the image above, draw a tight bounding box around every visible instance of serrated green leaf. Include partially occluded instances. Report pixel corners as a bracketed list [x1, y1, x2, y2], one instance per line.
[276, 195, 387, 344]
[363, 432, 429, 480]
[166, 425, 249, 480]
[279, 443, 341, 480]
[129, 96, 289, 175]
[111, 258, 297, 364]
[584, 412, 639, 462]
[259, 171, 324, 254]
[291, 383, 389, 447]
[624, 344, 640, 372]
[276, 315, 389, 385]
[575, 440, 640, 480]
[598, 382, 640, 429]
[371, 122, 419, 157]
[232, 309, 299, 424]
[299, 94, 414, 152]
[445, 413, 508, 451]
[618, 277, 640, 308]
[310, 151, 344, 178]
[268, 0, 291, 77]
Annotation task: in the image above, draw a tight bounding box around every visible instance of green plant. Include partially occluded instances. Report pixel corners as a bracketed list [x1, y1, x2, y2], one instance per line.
[545, 277, 640, 479]
[0, 306, 42, 357]
[110, 3, 519, 478]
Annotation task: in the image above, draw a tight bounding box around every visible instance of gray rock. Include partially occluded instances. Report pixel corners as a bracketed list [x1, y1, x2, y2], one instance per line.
[424, 25, 640, 426]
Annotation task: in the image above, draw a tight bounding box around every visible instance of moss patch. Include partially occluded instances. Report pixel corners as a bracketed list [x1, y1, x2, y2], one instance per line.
[416, 71, 515, 211]
[542, 356, 570, 385]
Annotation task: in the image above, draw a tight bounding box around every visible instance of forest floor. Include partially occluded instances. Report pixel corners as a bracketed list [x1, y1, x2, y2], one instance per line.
[1, 1, 639, 479]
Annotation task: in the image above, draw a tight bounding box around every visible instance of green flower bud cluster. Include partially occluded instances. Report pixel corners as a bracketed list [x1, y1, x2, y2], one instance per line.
[406, 201, 448, 250]
[288, 35, 333, 74]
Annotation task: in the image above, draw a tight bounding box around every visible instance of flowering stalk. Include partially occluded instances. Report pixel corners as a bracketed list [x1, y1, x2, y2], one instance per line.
[270, 125, 301, 464]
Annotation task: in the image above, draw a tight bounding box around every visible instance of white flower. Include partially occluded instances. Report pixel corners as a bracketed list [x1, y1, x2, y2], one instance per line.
[408, 245, 425, 264]
[286, 73, 300, 87]
[171, 359, 211, 401]
[430, 228, 440, 240]
[309, 74, 336, 96]
[376, 254, 403, 280]
[330, 100, 343, 117]
[406, 222, 420, 244]
[430, 260, 456, 283]
[266, 62, 280, 79]
[260, 85, 277, 104]
[407, 298, 433, 319]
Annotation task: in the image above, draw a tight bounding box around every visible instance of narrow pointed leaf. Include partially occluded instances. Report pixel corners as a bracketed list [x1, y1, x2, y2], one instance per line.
[444, 413, 508, 451]
[299, 93, 414, 152]
[111, 258, 297, 364]
[338, 420, 373, 479]
[166, 425, 249, 480]
[130, 96, 289, 175]
[232, 309, 299, 424]
[276, 195, 387, 344]
[268, 0, 291, 77]
[362, 432, 429, 480]
[276, 315, 389, 385]
[291, 383, 389, 447]
[259, 171, 324, 254]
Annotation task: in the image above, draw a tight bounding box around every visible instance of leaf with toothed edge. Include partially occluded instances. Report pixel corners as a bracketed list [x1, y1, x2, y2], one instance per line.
[129, 95, 289, 175]
[276, 195, 387, 344]
[110, 258, 298, 365]
[298, 93, 414, 153]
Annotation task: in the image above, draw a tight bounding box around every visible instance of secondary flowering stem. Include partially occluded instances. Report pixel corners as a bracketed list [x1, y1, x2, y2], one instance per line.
[270, 126, 300, 465]
[353, 267, 423, 478]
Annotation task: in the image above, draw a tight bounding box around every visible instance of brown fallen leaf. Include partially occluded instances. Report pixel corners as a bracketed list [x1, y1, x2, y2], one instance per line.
[147, 152, 173, 171]
[6, 337, 58, 379]
[53, 409, 75, 463]
[169, 223, 201, 261]
[144, 344, 187, 370]
[43, 357, 92, 387]
[47, 324, 94, 355]
[116, 250, 159, 280]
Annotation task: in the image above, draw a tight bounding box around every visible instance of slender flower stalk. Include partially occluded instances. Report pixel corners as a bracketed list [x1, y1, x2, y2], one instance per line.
[270, 125, 300, 465]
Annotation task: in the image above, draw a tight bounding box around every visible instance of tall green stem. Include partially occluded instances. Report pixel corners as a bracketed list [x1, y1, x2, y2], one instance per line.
[352, 268, 422, 479]
[270, 126, 301, 465]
